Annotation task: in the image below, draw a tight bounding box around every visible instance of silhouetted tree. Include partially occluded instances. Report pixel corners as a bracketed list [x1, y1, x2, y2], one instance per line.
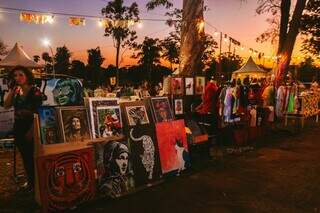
[101, 0, 139, 85]
[41, 52, 53, 73]
[70, 60, 86, 79]
[33, 55, 40, 63]
[54, 46, 71, 75]
[0, 39, 7, 56]
[87, 47, 105, 87]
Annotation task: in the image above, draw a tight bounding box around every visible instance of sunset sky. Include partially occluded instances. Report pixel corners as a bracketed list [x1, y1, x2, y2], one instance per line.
[0, 0, 306, 68]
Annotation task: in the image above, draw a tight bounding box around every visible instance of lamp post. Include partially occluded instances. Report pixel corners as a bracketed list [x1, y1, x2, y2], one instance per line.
[42, 38, 55, 78]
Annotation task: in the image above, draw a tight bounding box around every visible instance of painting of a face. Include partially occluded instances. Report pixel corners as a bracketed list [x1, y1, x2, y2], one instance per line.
[71, 117, 81, 130]
[52, 79, 82, 106]
[116, 152, 129, 175]
[151, 97, 173, 123]
[37, 148, 95, 212]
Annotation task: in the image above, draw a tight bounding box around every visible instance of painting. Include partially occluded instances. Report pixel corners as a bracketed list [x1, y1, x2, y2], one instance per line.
[171, 77, 184, 95]
[121, 101, 150, 126]
[185, 77, 194, 95]
[41, 78, 83, 106]
[85, 97, 119, 138]
[38, 106, 59, 144]
[150, 97, 173, 123]
[56, 106, 91, 143]
[96, 106, 122, 138]
[156, 120, 191, 175]
[128, 124, 162, 187]
[195, 76, 205, 95]
[37, 147, 95, 212]
[174, 99, 184, 115]
[94, 140, 135, 198]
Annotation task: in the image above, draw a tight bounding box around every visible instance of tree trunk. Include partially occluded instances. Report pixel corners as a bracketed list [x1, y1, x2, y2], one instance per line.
[179, 0, 205, 76]
[275, 0, 307, 85]
[116, 39, 120, 86]
[277, 0, 291, 54]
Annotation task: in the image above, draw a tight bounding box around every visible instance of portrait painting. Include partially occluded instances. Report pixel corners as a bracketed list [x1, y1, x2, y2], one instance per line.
[150, 97, 173, 123]
[195, 76, 205, 95]
[38, 106, 59, 144]
[156, 120, 191, 176]
[185, 77, 194, 95]
[174, 99, 184, 115]
[96, 106, 122, 138]
[42, 78, 83, 106]
[85, 97, 119, 138]
[128, 124, 162, 187]
[56, 106, 91, 143]
[171, 77, 184, 95]
[94, 140, 135, 198]
[121, 101, 150, 126]
[37, 147, 95, 212]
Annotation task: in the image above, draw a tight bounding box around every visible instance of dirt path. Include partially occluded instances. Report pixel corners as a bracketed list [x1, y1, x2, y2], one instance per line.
[1, 125, 320, 213]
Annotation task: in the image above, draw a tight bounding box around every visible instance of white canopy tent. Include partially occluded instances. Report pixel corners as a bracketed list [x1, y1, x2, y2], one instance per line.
[232, 56, 268, 80]
[0, 43, 43, 69]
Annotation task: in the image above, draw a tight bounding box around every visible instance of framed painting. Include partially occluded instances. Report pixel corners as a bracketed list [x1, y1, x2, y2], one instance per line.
[195, 76, 205, 95]
[128, 124, 162, 187]
[56, 106, 91, 143]
[121, 101, 150, 126]
[174, 99, 184, 115]
[155, 120, 191, 175]
[185, 77, 194, 95]
[37, 147, 95, 212]
[85, 97, 119, 138]
[171, 77, 184, 95]
[150, 97, 173, 123]
[41, 78, 83, 106]
[94, 140, 135, 198]
[96, 106, 123, 138]
[38, 106, 60, 144]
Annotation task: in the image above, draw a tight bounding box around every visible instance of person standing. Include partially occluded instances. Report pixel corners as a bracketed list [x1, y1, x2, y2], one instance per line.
[4, 66, 42, 191]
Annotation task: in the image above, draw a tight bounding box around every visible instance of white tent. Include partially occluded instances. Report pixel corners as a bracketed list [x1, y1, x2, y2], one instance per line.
[232, 56, 267, 80]
[0, 43, 43, 69]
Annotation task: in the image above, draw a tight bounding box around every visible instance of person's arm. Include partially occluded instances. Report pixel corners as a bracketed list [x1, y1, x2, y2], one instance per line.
[3, 89, 15, 109]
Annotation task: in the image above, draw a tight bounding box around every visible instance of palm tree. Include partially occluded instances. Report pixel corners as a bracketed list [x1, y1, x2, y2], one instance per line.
[33, 55, 40, 63]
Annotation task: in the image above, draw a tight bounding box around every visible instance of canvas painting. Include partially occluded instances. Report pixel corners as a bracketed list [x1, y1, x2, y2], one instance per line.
[150, 97, 173, 123]
[38, 106, 59, 144]
[185, 77, 194, 95]
[128, 124, 162, 187]
[174, 99, 184, 115]
[85, 97, 119, 138]
[56, 106, 91, 143]
[156, 120, 191, 175]
[94, 140, 135, 198]
[171, 77, 184, 95]
[41, 78, 83, 106]
[195, 76, 205, 95]
[37, 147, 95, 212]
[123, 104, 150, 126]
[96, 106, 122, 138]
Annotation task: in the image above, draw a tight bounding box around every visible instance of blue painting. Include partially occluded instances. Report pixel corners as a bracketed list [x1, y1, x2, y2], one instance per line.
[38, 106, 60, 144]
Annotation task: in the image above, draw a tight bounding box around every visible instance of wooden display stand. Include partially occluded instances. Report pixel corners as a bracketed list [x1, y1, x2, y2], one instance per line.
[284, 93, 320, 128]
[33, 114, 124, 208]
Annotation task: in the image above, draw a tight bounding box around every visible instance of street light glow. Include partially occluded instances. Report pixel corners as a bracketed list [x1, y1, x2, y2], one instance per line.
[42, 38, 51, 47]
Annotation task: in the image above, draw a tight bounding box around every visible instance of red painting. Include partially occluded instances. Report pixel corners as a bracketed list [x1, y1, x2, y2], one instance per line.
[155, 120, 190, 175]
[37, 147, 95, 212]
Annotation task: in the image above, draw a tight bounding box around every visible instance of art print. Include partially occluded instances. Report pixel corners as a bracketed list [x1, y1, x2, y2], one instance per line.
[38, 106, 59, 144]
[42, 78, 83, 106]
[37, 148, 95, 212]
[156, 120, 190, 175]
[85, 97, 119, 138]
[174, 99, 184, 115]
[128, 125, 162, 187]
[94, 141, 135, 198]
[96, 106, 122, 138]
[185, 77, 194, 95]
[57, 106, 91, 143]
[150, 97, 173, 123]
[171, 77, 184, 95]
[125, 105, 150, 126]
[195, 76, 205, 95]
